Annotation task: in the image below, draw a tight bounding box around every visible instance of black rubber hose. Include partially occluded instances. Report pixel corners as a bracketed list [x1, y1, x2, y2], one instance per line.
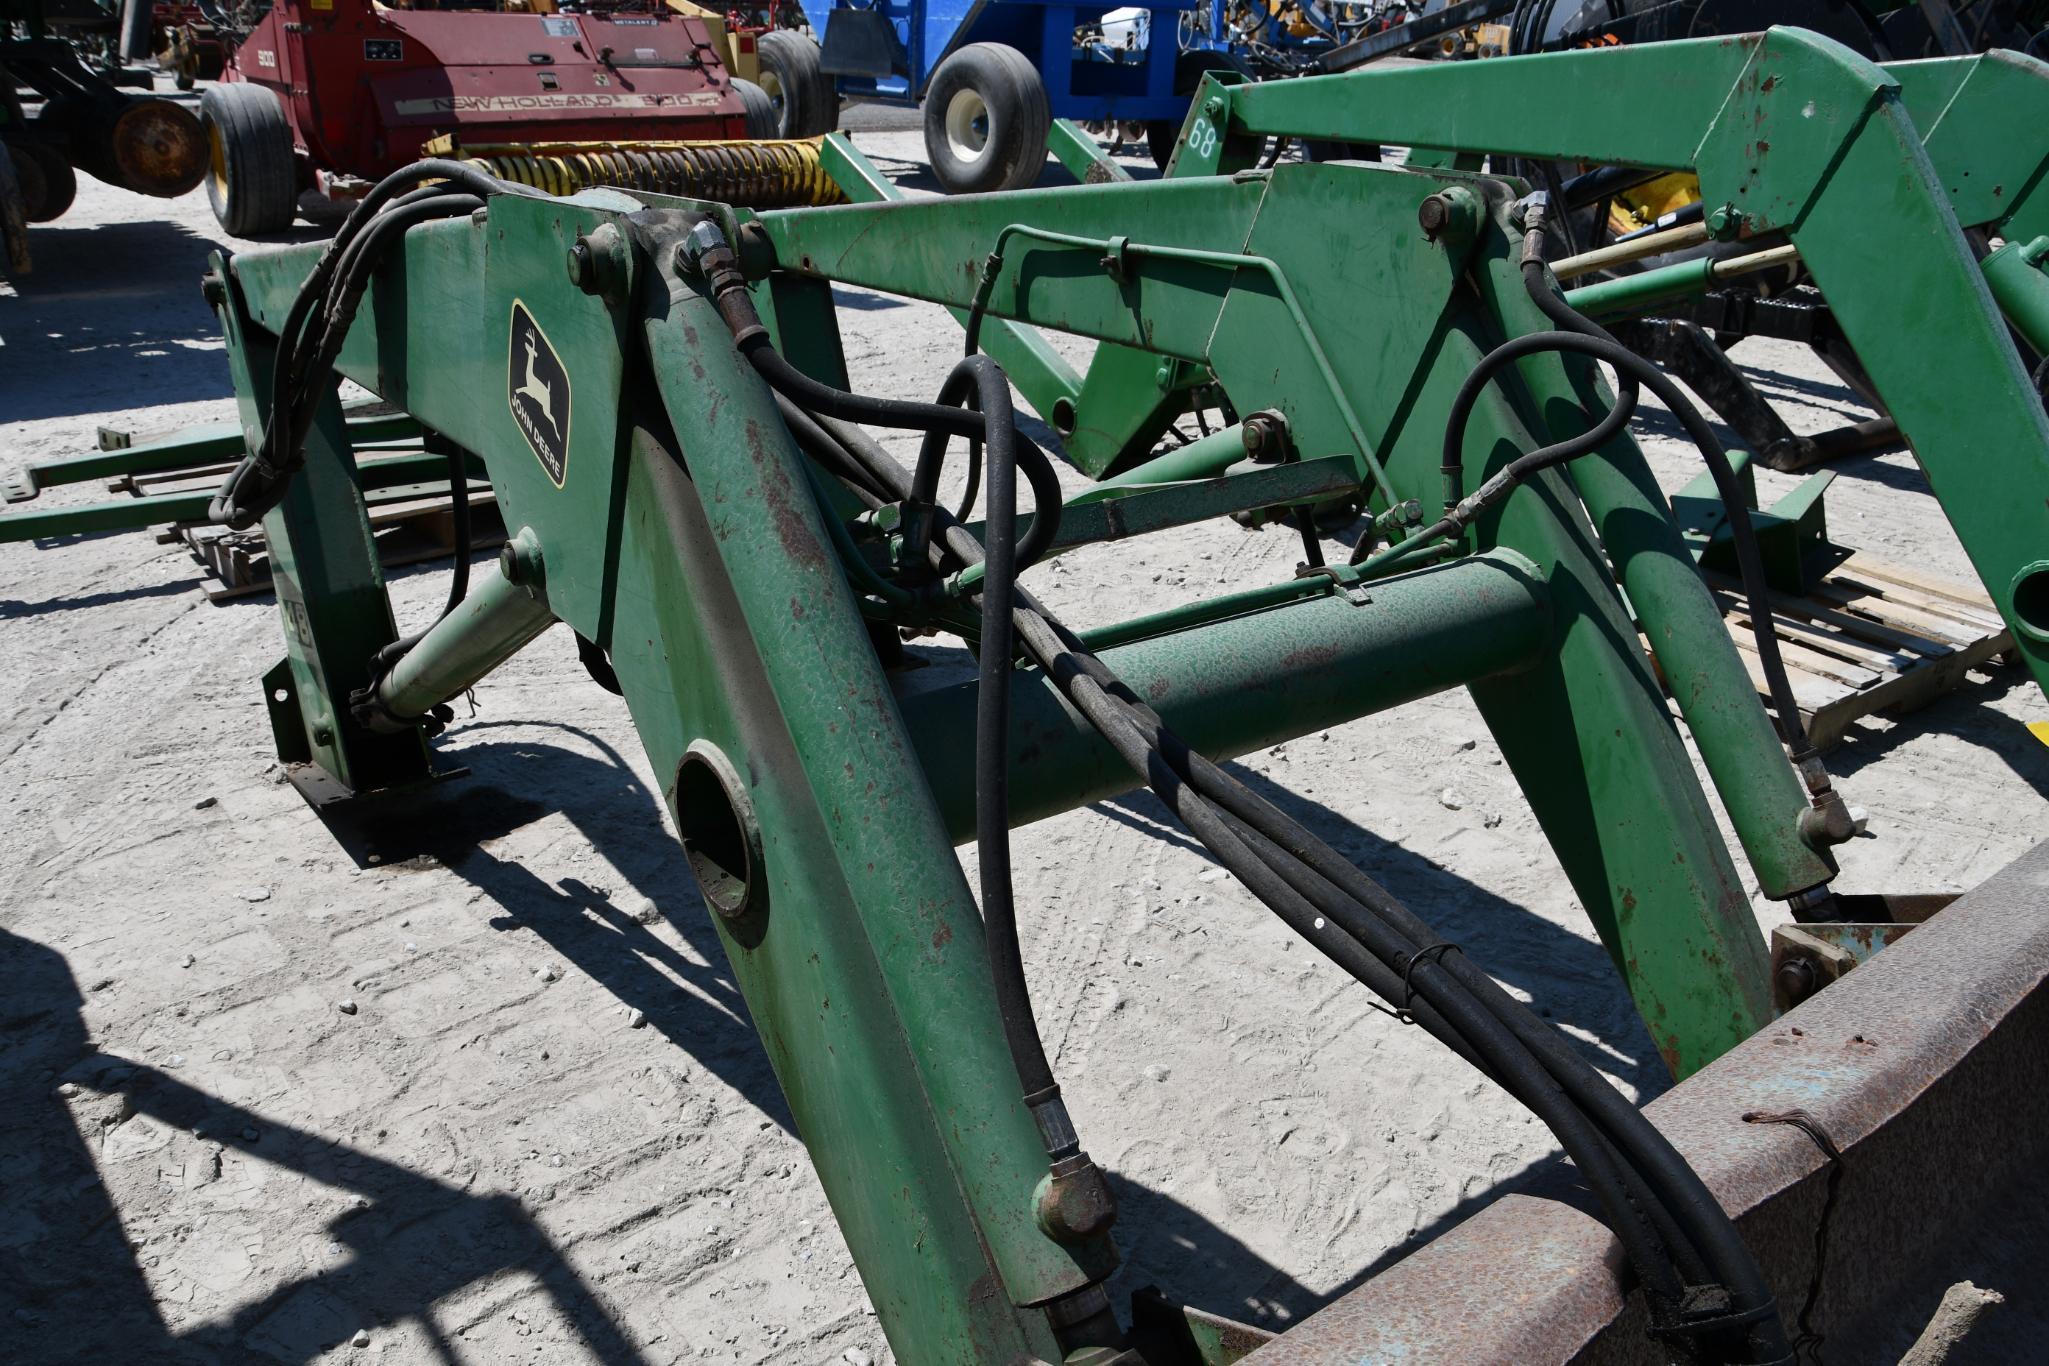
[1007, 600, 1691, 1309]
[807, 290, 1786, 1366]
[366, 437, 475, 679]
[910, 357, 1061, 572]
[750, 327, 1064, 540]
[1041, 626, 1797, 1359]
[955, 352, 1070, 1127]
[691, 238, 1066, 554]
[812, 399, 1782, 1358]
[770, 390, 891, 509]
[215, 193, 484, 528]
[1515, 251, 1813, 754]
[1030, 602, 1790, 1353]
[266, 164, 537, 438]
[1072, 657, 1723, 1279]
[1208, 802, 1706, 1289]
[739, 333, 990, 442]
[1350, 335, 1639, 566]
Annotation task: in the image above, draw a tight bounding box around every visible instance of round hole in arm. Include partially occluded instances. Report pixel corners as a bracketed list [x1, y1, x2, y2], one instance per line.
[2010, 561, 2049, 645]
[670, 740, 766, 924]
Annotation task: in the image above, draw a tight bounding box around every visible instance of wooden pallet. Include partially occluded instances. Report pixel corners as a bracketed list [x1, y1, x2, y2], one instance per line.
[116, 462, 506, 602]
[1696, 553, 2016, 751]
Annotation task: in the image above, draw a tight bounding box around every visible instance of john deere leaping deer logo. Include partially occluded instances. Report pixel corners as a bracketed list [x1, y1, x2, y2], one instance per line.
[508, 301, 570, 486]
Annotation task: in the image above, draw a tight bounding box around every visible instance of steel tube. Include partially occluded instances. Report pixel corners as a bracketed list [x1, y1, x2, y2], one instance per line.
[1982, 236, 2049, 355]
[1566, 244, 1802, 319]
[905, 550, 1551, 843]
[1086, 423, 1250, 492]
[373, 531, 554, 724]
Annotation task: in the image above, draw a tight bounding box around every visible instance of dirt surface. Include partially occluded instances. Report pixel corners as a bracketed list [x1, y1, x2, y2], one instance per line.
[3, 83, 2045, 1366]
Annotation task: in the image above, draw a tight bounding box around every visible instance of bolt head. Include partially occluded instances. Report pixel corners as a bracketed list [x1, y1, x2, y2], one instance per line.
[1705, 203, 1744, 241]
[1775, 955, 1819, 1008]
[1203, 96, 1224, 119]
[498, 541, 522, 584]
[1418, 194, 1450, 238]
[566, 240, 593, 288]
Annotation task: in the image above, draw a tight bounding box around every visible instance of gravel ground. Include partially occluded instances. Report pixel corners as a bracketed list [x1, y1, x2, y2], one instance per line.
[2, 81, 2045, 1366]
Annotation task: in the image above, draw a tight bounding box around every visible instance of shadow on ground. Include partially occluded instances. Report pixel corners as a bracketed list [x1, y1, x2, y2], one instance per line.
[1, 215, 294, 424]
[0, 720, 1610, 1359]
[0, 924, 653, 1365]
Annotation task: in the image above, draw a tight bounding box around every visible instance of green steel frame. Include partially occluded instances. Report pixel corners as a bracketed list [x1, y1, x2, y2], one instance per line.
[37, 25, 2047, 1362]
[1106, 30, 2049, 701]
[199, 116, 1843, 1366]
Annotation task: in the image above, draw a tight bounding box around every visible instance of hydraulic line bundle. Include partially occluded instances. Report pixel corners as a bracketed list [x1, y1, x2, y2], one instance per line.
[24, 21, 2049, 1365]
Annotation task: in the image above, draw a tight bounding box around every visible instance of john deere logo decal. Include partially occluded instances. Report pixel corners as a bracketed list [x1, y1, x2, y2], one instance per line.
[509, 301, 570, 486]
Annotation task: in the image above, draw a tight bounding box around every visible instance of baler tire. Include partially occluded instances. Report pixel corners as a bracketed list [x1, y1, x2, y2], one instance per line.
[118, 0, 153, 64]
[0, 143, 28, 276]
[733, 78, 779, 140]
[758, 31, 838, 138]
[200, 83, 297, 237]
[922, 44, 1048, 195]
[15, 142, 76, 223]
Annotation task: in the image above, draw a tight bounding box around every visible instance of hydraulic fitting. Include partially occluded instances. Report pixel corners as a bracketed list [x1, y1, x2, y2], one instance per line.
[1034, 1152, 1118, 1244]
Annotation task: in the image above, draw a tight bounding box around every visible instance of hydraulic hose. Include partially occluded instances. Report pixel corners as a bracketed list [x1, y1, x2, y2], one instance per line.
[214, 189, 487, 529]
[1516, 201, 1814, 757]
[704, 233, 1788, 1362]
[952, 354, 1070, 1131]
[797, 384, 1783, 1365]
[692, 224, 1081, 1159]
[911, 358, 1062, 573]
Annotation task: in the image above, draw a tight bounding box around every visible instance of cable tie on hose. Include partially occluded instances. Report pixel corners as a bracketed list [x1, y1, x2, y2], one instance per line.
[1644, 1292, 1783, 1339]
[1367, 942, 1463, 1025]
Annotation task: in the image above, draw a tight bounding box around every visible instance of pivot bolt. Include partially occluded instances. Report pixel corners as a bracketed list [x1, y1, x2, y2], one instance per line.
[565, 240, 594, 290]
[1203, 96, 1225, 119]
[1417, 186, 1482, 248]
[568, 223, 631, 300]
[1705, 202, 1745, 241]
[499, 527, 546, 594]
[1241, 409, 1289, 463]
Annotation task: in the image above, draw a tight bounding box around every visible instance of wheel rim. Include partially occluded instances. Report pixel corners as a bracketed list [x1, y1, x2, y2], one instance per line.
[206, 117, 229, 202]
[943, 87, 990, 164]
[759, 69, 786, 122]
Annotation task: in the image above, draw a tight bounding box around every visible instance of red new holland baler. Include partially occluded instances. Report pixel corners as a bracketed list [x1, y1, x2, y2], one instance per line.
[200, 0, 768, 234]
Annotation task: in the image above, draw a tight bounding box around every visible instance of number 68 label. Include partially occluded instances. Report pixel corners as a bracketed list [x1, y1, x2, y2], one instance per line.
[1186, 118, 1219, 160]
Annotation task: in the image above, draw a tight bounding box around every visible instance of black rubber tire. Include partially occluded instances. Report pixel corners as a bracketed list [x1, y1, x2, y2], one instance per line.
[15, 141, 77, 223]
[0, 142, 28, 275]
[1146, 50, 1257, 172]
[921, 43, 1048, 195]
[758, 30, 838, 138]
[732, 77, 778, 140]
[118, 0, 153, 64]
[199, 83, 297, 236]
